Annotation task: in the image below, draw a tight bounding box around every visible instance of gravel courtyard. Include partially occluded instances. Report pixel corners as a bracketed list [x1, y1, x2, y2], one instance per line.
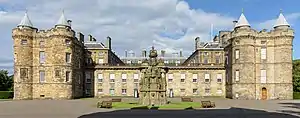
[1, 98, 300, 118]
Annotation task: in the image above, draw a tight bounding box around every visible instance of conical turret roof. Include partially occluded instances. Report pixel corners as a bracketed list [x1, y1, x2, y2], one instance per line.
[235, 13, 251, 28]
[55, 11, 70, 27]
[274, 12, 290, 28]
[18, 11, 34, 28]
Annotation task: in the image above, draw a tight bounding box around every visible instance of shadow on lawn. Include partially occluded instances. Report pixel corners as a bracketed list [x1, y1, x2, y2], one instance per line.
[78, 107, 300, 118]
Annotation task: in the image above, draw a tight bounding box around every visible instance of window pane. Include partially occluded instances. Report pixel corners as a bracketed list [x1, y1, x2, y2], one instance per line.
[39, 71, 45, 82]
[39, 51, 45, 63]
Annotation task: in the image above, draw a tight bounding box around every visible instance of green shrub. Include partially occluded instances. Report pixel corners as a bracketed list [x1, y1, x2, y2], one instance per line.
[0, 91, 13, 99]
[293, 92, 300, 99]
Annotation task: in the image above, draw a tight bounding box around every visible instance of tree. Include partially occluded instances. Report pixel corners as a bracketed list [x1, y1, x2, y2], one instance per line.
[293, 60, 300, 92]
[0, 70, 13, 91]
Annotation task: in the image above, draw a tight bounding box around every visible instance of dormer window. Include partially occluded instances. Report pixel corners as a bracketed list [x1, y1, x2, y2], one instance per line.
[65, 39, 71, 45]
[21, 39, 27, 45]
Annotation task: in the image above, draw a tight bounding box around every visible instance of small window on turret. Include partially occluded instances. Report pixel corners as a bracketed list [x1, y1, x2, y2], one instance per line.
[21, 39, 27, 45]
[65, 39, 71, 45]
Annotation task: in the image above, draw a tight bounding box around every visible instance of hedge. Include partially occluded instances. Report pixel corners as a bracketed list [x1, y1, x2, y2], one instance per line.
[0, 91, 13, 99]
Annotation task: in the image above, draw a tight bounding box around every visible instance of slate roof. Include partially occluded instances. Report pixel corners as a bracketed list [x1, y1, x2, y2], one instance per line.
[84, 42, 107, 49]
[235, 13, 251, 28]
[18, 12, 34, 28]
[274, 12, 290, 28]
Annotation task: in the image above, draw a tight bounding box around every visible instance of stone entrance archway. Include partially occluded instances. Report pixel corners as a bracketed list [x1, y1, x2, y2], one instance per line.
[261, 87, 267, 100]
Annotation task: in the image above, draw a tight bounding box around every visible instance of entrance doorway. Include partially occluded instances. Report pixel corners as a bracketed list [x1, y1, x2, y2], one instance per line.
[261, 87, 267, 100]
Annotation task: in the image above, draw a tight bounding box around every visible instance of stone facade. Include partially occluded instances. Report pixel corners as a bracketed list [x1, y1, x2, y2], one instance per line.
[12, 12, 293, 100]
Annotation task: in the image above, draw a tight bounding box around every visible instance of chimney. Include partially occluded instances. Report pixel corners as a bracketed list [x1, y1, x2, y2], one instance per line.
[125, 50, 128, 57]
[77, 32, 84, 42]
[88, 35, 93, 41]
[233, 20, 238, 28]
[179, 49, 183, 57]
[106, 36, 112, 50]
[161, 50, 165, 57]
[67, 20, 72, 27]
[195, 37, 200, 50]
[142, 49, 147, 57]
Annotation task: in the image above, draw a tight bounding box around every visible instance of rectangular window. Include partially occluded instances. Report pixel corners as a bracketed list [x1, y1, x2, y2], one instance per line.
[21, 39, 27, 45]
[180, 73, 185, 79]
[235, 70, 240, 81]
[122, 89, 127, 94]
[180, 79, 185, 82]
[85, 72, 91, 83]
[98, 73, 103, 83]
[235, 49, 240, 59]
[134, 79, 139, 83]
[216, 57, 220, 64]
[217, 74, 222, 83]
[98, 59, 104, 64]
[39, 51, 45, 64]
[204, 59, 208, 64]
[164, 60, 169, 64]
[98, 89, 103, 93]
[205, 88, 210, 94]
[20, 68, 28, 78]
[168, 74, 173, 82]
[55, 69, 60, 77]
[205, 73, 210, 82]
[261, 48, 267, 60]
[225, 56, 228, 65]
[109, 89, 115, 95]
[66, 53, 71, 63]
[192, 74, 198, 79]
[122, 74, 127, 79]
[39, 70, 45, 83]
[193, 79, 197, 82]
[109, 74, 115, 82]
[65, 39, 71, 45]
[180, 89, 185, 93]
[193, 89, 197, 94]
[217, 88, 222, 94]
[66, 71, 71, 82]
[134, 74, 139, 79]
[261, 69, 267, 83]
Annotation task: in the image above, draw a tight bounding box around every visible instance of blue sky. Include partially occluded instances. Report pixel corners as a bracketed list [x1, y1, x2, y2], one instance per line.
[186, 0, 300, 59]
[0, 0, 299, 74]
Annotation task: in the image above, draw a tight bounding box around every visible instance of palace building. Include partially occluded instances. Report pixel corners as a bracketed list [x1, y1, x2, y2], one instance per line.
[12, 11, 294, 100]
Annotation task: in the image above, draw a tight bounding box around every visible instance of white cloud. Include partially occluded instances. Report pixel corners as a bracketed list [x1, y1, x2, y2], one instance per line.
[256, 13, 300, 30]
[0, 0, 236, 73]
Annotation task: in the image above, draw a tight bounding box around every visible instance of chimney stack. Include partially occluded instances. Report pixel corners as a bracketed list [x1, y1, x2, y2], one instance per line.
[125, 50, 128, 57]
[195, 37, 200, 50]
[142, 49, 147, 57]
[106, 36, 112, 50]
[233, 20, 238, 28]
[77, 32, 84, 42]
[67, 20, 72, 27]
[88, 35, 93, 42]
[161, 50, 165, 57]
[179, 49, 183, 57]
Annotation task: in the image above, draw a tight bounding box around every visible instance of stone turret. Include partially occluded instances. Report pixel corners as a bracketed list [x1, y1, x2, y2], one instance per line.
[13, 11, 36, 100]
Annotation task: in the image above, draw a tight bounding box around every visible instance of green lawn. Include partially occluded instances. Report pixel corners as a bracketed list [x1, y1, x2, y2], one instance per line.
[110, 102, 201, 109]
[294, 92, 300, 99]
